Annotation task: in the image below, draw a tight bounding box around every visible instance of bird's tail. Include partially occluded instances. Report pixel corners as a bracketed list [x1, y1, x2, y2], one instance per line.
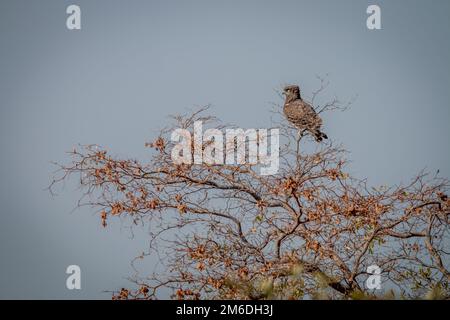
[314, 130, 328, 142]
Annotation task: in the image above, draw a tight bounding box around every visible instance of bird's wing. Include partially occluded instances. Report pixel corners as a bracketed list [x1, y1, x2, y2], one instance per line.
[285, 100, 322, 128]
[298, 100, 317, 116]
[300, 101, 322, 128]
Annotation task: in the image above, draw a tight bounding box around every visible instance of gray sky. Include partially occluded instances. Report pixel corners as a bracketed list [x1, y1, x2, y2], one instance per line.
[0, 0, 449, 298]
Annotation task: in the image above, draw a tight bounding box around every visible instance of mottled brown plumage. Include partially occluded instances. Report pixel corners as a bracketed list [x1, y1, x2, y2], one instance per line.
[283, 85, 328, 142]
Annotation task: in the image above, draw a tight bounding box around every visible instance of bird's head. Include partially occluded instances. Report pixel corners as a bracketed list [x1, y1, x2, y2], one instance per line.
[282, 85, 301, 102]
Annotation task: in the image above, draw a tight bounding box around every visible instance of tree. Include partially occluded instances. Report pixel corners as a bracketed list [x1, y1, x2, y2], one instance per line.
[50, 83, 450, 300]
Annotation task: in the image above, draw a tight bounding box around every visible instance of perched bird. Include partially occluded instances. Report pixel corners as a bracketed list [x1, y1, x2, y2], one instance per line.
[283, 85, 328, 142]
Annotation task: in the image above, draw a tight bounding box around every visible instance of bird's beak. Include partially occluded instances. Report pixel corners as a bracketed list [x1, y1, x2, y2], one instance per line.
[281, 92, 286, 95]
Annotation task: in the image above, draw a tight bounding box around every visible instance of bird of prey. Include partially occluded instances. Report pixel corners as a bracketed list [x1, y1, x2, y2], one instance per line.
[283, 85, 328, 142]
